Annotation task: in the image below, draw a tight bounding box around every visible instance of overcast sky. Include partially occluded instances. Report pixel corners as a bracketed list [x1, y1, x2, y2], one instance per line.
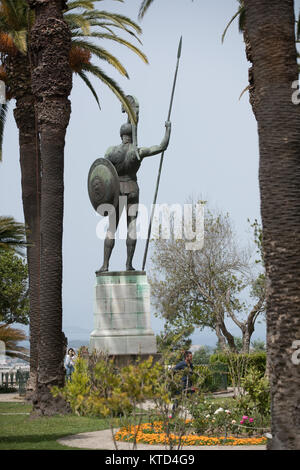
[2, 0, 298, 347]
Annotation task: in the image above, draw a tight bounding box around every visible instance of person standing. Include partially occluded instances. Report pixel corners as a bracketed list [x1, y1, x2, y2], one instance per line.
[65, 348, 76, 382]
[171, 350, 195, 417]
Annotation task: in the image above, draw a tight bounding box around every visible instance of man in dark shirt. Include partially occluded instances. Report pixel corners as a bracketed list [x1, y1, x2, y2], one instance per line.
[171, 351, 195, 417]
[174, 350, 194, 390]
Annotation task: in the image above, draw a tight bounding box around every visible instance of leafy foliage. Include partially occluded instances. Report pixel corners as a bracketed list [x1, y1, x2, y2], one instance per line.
[0, 0, 148, 140]
[52, 353, 165, 419]
[241, 367, 270, 416]
[156, 320, 193, 359]
[192, 346, 214, 365]
[251, 338, 266, 352]
[0, 323, 28, 359]
[0, 250, 29, 325]
[0, 216, 27, 255]
[149, 204, 266, 353]
[209, 351, 266, 384]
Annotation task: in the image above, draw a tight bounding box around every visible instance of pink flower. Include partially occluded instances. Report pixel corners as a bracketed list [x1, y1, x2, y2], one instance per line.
[240, 420, 244, 424]
[249, 418, 254, 423]
[242, 416, 249, 420]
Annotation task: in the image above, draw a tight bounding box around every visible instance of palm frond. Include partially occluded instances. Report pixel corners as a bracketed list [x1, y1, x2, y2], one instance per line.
[0, 15, 10, 34]
[0, 324, 28, 360]
[239, 84, 250, 100]
[238, 5, 246, 33]
[138, 0, 155, 20]
[1, 0, 28, 31]
[0, 216, 27, 255]
[66, 0, 123, 11]
[65, 12, 91, 35]
[222, 6, 244, 43]
[11, 28, 27, 53]
[80, 62, 137, 124]
[66, 0, 95, 12]
[76, 69, 101, 108]
[71, 39, 129, 77]
[80, 10, 142, 35]
[0, 103, 9, 162]
[99, 33, 147, 63]
[79, 21, 143, 45]
[74, 33, 147, 64]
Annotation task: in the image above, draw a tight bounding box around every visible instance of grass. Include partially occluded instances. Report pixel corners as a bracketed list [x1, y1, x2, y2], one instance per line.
[204, 395, 237, 407]
[0, 402, 110, 450]
[0, 394, 264, 450]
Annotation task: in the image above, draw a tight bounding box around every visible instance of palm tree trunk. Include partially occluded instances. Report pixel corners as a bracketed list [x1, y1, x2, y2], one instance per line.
[245, 0, 300, 449]
[5, 51, 40, 399]
[15, 98, 40, 400]
[27, 0, 72, 415]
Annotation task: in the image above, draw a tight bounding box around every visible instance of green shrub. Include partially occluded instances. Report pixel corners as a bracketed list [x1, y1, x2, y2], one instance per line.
[192, 363, 228, 392]
[52, 354, 166, 418]
[209, 352, 266, 385]
[241, 367, 270, 416]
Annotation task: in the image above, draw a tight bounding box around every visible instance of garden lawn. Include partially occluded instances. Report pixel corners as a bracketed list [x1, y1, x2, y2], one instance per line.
[0, 402, 110, 450]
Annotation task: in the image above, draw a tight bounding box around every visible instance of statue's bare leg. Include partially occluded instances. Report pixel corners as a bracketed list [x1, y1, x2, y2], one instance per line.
[126, 199, 138, 271]
[98, 204, 120, 272]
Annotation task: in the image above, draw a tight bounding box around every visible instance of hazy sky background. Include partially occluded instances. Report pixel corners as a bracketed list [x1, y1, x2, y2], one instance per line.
[2, 0, 297, 347]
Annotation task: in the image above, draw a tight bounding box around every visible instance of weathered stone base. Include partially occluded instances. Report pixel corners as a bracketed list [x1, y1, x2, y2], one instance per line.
[90, 331, 157, 355]
[90, 271, 157, 356]
[106, 353, 161, 368]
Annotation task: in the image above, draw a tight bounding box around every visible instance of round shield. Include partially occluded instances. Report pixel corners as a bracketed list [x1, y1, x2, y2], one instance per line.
[87, 158, 120, 215]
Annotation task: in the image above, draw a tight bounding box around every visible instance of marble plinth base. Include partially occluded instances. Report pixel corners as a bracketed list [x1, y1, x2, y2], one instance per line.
[90, 271, 157, 356]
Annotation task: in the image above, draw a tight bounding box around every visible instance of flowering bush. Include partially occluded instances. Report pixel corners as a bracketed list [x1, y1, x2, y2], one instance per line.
[189, 395, 270, 438]
[239, 415, 256, 436]
[190, 399, 236, 435]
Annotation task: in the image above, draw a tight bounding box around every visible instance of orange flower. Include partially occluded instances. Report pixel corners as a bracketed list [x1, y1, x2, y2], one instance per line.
[114, 421, 267, 447]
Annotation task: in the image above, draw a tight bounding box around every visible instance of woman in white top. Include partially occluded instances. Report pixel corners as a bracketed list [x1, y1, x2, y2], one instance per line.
[65, 348, 76, 381]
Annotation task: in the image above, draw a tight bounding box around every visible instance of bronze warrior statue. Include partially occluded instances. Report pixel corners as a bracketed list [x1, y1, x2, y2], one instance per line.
[99, 118, 171, 272]
[88, 96, 171, 273]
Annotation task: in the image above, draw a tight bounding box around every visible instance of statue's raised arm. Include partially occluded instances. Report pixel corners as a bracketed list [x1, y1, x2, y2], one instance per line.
[138, 121, 171, 159]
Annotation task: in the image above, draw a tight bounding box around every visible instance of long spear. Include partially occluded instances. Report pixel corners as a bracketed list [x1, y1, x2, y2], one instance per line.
[142, 36, 182, 271]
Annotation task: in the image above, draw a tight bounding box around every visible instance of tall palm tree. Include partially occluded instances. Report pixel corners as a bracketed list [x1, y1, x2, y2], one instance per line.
[25, 0, 72, 415]
[0, 0, 147, 413]
[0, 0, 41, 399]
[244, 0, 300, 449]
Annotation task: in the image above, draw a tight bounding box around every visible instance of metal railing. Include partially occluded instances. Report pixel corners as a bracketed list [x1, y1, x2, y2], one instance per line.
[0, 370, 30, 395]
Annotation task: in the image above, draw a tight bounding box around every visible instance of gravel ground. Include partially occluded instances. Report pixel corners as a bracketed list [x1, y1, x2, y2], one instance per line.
[0, 393, 26, 402]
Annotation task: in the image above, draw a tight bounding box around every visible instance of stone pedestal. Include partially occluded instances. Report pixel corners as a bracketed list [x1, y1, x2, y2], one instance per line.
[90, 271, 157, 355]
